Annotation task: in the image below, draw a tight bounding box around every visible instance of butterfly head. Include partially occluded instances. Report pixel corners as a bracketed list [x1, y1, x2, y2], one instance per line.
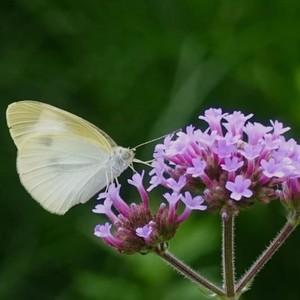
[110, 146, 135, 176]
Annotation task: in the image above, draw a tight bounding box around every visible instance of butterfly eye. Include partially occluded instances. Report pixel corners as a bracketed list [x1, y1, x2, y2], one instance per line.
[121, 149, 133, 160]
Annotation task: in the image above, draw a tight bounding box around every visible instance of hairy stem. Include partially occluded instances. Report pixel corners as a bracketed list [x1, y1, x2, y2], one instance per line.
[236, 211, 299, 294]
[156, 248, 225, 297]
[222, 214, 235, 298]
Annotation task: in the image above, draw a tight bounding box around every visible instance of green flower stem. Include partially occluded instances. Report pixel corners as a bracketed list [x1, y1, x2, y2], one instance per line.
[156, 248, 225, 297]
[235, 211, 299, 294]
[222, 214, 235, 298]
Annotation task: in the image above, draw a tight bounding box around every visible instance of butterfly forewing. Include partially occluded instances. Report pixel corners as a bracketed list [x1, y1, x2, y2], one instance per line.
[7, 100, 116, 151]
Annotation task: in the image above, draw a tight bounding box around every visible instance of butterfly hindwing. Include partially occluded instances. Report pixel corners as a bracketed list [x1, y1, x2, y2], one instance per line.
[17, 133, 111, 214]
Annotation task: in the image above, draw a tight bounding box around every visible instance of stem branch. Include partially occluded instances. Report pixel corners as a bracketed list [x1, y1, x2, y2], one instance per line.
[156, 248, 225, 297]
[236, 212, 299, 293]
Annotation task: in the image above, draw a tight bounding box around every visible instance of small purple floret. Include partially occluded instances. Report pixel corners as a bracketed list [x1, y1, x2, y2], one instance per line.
[225, 175, 253, 201]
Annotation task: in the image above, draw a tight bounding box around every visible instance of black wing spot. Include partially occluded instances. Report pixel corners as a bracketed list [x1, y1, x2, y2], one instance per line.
[39, 136, 53, 147]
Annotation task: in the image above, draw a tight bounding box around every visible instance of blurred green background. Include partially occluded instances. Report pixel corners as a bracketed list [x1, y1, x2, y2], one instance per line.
[1, 0, 300, 299]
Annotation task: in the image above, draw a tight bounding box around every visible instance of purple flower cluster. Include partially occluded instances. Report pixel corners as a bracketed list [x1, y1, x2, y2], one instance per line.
[94, 108, 300, 253]
[150, 108, 300, 215]
[93, 171, 206, 254]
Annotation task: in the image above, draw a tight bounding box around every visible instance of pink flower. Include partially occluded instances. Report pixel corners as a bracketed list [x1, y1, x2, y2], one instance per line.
[93, 172, 205, 254]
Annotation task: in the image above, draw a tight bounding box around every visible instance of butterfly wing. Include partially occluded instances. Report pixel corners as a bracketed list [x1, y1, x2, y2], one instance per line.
[7, 101, 116, 214]
[7, 100, 117, 150]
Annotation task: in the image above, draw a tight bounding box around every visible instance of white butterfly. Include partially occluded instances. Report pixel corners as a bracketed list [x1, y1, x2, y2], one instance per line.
[6, 100, 135, 215]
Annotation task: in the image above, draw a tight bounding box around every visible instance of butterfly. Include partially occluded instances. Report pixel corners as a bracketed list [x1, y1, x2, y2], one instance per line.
[6, 101, 135, 215]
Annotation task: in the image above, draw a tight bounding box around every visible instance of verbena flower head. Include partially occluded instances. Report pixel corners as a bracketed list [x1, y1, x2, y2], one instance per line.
[150, 108, 300, 216]
[93, 171, 206, 254]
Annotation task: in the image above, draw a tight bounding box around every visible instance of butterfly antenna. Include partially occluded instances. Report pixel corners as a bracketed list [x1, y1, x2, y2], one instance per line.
[132, 129, 181, 150]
